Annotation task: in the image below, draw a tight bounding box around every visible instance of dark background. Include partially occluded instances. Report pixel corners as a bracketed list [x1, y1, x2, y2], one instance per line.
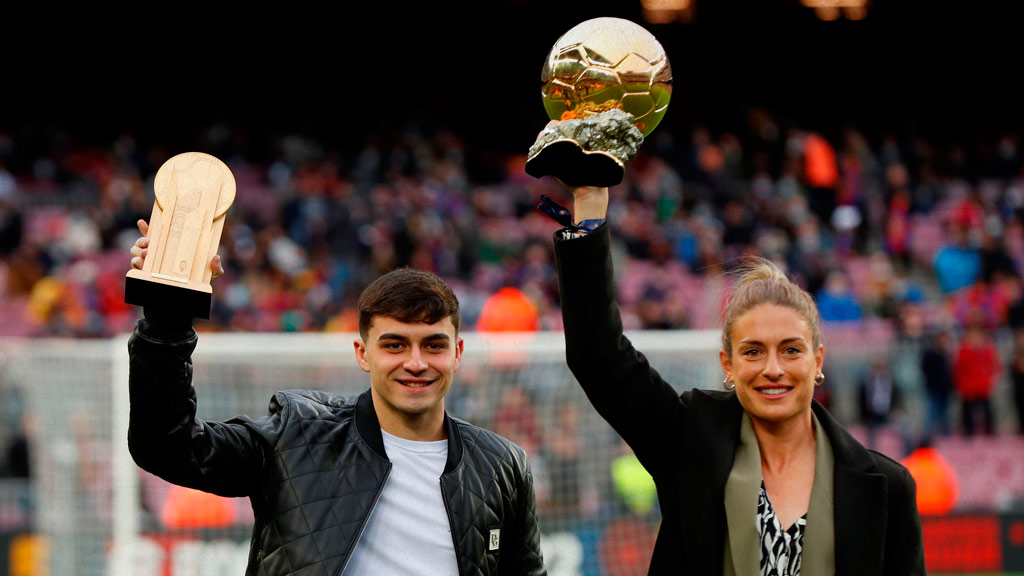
[4, 0, 1023, 172]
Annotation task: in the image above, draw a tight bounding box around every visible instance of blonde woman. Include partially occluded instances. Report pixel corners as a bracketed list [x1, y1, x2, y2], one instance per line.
[548, 182, 925, 575]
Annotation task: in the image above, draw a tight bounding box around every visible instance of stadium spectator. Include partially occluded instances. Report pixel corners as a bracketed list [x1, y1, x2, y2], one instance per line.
[0, 386, 29, 480]
[899, 438, 959, 516]
[978, 226, 1017, 285]
[0, 165, 22, 258]
[538, 403, 584, 528]
[934, 222, 982, 295]
[491, 386, 542, 456]
[1011, 328, 1024, 434]
[609, 442, 658, 518]
[126, 230, 546, 576]
[857, 355, 907, 453]
[1006, 274, 1024, 330]
[160, 485, 236, 529]
[5, 98, 1024, 444]
[550, 176, 924, 574]
[800, 132, 839, 224]
[920, 329, 955, 437]
[884, 164, 912, 266]
[953, 311, 1002, 436]
[815, 270, 863, 323]
[475, 286, 540, 332]
[949, 278, 1010, 332]
[636, 266, 691, 329]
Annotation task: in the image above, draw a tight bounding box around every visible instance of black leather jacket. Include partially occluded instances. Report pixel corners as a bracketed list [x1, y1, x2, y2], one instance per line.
[127, 320, 546, 576]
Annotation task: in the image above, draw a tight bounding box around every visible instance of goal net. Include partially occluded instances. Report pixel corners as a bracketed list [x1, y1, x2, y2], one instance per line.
[6, 329, 721, 576]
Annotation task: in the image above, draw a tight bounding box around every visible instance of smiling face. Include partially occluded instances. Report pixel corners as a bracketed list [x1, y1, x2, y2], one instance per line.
[719, 303, 824, 430]
[354, 315, 463, 441]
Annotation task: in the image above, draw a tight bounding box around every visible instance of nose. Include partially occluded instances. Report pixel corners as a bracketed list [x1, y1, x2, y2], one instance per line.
[763, 350, 784, 380]
[403, 347, 428, 373]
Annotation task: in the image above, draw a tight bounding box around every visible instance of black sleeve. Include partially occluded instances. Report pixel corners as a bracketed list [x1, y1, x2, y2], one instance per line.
[505, 449, 547, 576]
[553, 224, 687, 478]
[885, 467, 927, 576]
[127, 320, 282, 497]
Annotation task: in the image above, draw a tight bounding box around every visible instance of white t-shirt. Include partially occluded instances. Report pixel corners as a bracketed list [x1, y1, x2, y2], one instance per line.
[344, 430, 458, 575]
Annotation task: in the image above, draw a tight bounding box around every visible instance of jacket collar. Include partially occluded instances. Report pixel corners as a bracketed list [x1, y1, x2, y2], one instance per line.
[811, 400, 876, 473]
[354, 389, 464, 473]
[802, 411, 836, 574]
[811, 401, 888, 575]
[723, 412, 761, 576]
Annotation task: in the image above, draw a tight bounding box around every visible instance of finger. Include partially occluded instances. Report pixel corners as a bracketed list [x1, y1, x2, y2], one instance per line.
[210, 254, 225, 279]
[131, 256, 144, 270]
[134, 236, 149, 249]
[137, 219, 149, 236]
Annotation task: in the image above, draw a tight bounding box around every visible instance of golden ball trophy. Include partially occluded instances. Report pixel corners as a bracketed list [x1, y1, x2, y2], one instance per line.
[124, 152, 235, 319]
[525, 17, 673, 187]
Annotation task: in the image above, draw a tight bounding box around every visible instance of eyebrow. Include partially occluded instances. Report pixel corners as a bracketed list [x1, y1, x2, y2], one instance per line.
[376, 332, 452, 343]
[738, 337, 807, 347]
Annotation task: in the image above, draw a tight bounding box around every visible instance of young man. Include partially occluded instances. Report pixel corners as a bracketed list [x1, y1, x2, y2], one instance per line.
[127, 222, 546, 576]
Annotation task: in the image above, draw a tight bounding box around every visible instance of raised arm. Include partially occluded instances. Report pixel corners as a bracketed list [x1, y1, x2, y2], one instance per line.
[127, 220, 267, 496]
[551, 184, 687, 478]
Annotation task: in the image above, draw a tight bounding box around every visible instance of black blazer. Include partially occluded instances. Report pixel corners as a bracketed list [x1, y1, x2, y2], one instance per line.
[553, 224, 926, 575]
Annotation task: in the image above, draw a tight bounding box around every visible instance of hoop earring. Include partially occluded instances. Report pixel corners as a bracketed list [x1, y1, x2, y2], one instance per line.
[815, 372, 825, 386]
[723, 377, 736, 391]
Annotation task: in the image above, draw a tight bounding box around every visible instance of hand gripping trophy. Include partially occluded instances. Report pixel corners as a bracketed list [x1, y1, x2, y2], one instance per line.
[124, 152, 235, 319]
[525, 17, 672, 188]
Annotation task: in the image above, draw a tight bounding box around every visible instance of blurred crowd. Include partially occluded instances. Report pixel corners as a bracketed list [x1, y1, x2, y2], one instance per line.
[2, 107, 1024, 440]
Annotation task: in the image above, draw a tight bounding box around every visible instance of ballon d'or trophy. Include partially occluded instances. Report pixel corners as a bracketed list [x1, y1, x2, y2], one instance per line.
[124, 152, 235, 319]
[526, 17, 672, 188]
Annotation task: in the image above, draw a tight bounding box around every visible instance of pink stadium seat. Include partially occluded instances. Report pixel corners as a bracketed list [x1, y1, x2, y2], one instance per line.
[909, 214, 944, 265]
[0, 298, 33, 337]
[934, 436, 1024, 511]
[842, 255, 871, 296]
[847, 424, 906, 460]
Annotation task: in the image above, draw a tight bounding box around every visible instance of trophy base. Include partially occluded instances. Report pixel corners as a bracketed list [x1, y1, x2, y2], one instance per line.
[125, 270, 213, 319]
[525, 139, 625, 188]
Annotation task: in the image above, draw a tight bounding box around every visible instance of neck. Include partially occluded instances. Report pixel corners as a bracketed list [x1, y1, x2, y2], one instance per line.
[378, 412, 447, 442]
[751, 409, 816, 472]
[372, 393, 447, 441]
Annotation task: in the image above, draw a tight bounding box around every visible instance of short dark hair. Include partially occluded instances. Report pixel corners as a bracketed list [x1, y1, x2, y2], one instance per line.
[357, 268, 461, 339]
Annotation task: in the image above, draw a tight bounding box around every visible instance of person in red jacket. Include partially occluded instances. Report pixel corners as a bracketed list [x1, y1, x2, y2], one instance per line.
[953, 312, 1002, 435]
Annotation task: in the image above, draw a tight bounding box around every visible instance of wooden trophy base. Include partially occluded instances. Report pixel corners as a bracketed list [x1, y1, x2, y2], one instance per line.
[125, 269, 213, 319]
[525, 139, 625, 188]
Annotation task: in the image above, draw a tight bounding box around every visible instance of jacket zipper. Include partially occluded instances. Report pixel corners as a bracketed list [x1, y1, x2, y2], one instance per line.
[440, 476, 464, 574]
[336, 463, 392, 576]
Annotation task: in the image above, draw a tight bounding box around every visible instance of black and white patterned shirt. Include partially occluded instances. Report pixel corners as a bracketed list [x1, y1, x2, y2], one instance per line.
[758, 483, 807, 576]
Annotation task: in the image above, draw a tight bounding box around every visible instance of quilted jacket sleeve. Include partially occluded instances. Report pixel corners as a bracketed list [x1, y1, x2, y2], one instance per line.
[127, 319, 282, 497]
[506, 449, 546, 576]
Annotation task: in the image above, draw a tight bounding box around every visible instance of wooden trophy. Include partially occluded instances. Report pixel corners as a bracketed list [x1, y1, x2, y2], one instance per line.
[124, 152, 235, 319]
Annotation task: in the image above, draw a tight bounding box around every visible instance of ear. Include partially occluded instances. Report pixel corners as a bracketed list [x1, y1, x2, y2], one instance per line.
[719, 348, 732, 381]
[354, 338, 371, 373]
[453, 336, 464, 373]
[816, 344, 825, 373]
